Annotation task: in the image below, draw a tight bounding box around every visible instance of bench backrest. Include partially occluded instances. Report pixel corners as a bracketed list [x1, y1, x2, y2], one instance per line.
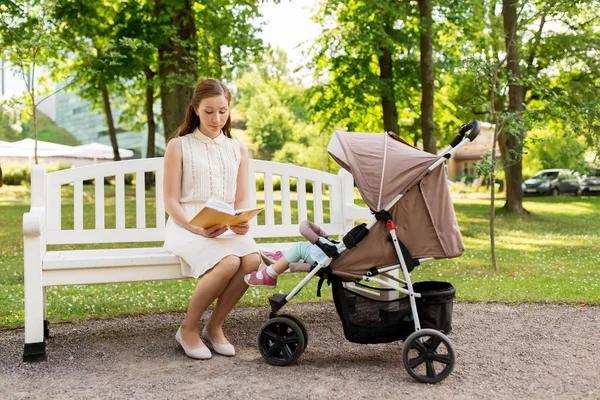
[32, 158, 357, 245]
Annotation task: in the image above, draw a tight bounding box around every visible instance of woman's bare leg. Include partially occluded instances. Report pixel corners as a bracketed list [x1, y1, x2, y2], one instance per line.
[205, 253, 261, 343]
[180, 255, 241, 348]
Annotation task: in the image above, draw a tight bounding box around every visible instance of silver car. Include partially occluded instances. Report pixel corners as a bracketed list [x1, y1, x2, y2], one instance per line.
[581, 168, 600, 195]
[522, 169, 582, 196]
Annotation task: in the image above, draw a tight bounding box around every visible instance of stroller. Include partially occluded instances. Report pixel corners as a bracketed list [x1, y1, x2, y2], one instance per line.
[256, 121, 480, 383]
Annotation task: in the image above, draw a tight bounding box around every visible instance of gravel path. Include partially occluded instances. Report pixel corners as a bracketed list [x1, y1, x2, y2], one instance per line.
[1, 302, 598, 400]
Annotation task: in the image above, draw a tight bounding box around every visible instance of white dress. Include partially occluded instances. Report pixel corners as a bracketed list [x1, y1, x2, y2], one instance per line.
[163, 128, 259, 278]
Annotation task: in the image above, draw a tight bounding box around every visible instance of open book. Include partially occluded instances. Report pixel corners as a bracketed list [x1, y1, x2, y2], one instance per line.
[189, 198, 263, 229]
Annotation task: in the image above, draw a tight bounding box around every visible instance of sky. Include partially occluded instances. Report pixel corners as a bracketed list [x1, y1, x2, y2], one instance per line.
[257, 0, 321, 76]
[1, 0, 321, 110]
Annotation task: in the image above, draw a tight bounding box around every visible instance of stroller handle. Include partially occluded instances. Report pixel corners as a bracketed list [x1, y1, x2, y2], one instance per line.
[450, 120, 480, 147]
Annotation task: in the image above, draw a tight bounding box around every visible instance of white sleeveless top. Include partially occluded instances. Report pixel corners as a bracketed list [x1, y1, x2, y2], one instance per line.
[163, 128, 258, 278]
[178, 128, 240, 218]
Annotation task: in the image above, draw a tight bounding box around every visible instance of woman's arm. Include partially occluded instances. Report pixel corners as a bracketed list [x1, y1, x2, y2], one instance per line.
[230, 141, 251, 235]
[163, 138, 226, 238]
[234, 141, 250, 210]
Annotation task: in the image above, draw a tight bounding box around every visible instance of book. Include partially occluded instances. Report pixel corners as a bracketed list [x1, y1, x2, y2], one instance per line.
[189, 198, 263, 229]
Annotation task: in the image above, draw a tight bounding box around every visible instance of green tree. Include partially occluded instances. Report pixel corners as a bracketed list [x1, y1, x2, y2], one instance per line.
[0, 0, 67, 163]
[442, 0, 599, 214]
[523, 126, 589, 176]
[54, 0, 138, 160]
[155, 0, 267, 139]
[418, 0, 436, 154]
[0, 101, 21, 142]
[309, 0, 419, 135]
[235, 49, 324, 166]
[154, 0, 198, 140]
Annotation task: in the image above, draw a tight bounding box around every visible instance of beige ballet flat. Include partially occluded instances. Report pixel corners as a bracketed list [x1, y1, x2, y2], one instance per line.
[202, 326, 235, 357]
[176, 327, 212, 360]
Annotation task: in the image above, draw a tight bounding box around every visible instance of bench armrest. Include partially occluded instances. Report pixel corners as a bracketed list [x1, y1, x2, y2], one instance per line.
[23, 207, 45, 237]
[343, 203, 371, 221]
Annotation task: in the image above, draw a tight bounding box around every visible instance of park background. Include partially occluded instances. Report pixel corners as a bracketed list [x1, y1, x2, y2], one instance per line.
[1, 0, 599, 329]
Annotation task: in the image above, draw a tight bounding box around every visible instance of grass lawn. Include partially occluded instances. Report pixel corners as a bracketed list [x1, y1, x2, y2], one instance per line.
[1, 184, 599, 329]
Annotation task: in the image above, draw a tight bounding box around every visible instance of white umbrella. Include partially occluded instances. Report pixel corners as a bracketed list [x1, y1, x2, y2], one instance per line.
[66, 142, 134, 160]
[0, 138, 74, 157]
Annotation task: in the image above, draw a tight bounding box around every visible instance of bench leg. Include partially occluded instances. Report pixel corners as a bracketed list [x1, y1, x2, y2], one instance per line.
[23, 252, 46, 362]
[44, 320, 50, 341]
[23, 342, 46, 362]
[43, 287, 49, 340]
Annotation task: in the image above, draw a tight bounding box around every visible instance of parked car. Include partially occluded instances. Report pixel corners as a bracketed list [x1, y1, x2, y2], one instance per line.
[522, 169, 582, 196]
[581, 168, 600, 195]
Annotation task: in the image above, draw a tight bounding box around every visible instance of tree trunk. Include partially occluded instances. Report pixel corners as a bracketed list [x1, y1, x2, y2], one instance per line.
[31, 64, 38, 164]
[501, 0, 525, 214]
[378, 22, 399, 134]
[101, 85, 121, 161]
[145, 66, 156, 190]
[418, 0, 436, 154]
[157, 0, 198, 141]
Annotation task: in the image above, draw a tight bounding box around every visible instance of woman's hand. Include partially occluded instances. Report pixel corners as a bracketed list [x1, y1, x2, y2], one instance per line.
[229, 222, 249, 235]
[188, 224, 228, 238]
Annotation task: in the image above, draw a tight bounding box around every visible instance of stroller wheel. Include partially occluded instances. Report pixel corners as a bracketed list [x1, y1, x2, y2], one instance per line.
[278, 314, 308, 351]
[402, 329, 455, 383]
[258, 317, 306, 366]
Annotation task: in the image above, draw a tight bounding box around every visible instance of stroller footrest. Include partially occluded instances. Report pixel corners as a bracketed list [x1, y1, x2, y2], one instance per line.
[269, 294, 288, 315]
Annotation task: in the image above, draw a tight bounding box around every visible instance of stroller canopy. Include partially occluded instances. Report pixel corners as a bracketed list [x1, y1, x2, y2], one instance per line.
[328, 131, 463, 274]
[328, 131, 440, 211]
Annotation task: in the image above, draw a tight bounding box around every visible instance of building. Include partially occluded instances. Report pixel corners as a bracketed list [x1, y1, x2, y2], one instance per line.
[446, 122, 500, 182]
[53, 87, 166, 157]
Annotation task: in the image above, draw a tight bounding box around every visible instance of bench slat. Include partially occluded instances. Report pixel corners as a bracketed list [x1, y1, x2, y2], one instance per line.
[248, 166, 258, 225]
[155, 169, 165, 228]
[136, 172, 146, 229]
[264, 172, 274, 225]
[47, 184, 61, 231]
[329, 179, 343, 226]
[43, 265, 186, 287]
[115, 173, 125, 229]
[297, 177, 307, 222]
[43, 247, 178, 269]
[95, 175, 105, 229]
[281, 174, 291, 225]
[313, 181, 323, 225]
[74, 180, 83, 230]
[45, 228, 165, 244]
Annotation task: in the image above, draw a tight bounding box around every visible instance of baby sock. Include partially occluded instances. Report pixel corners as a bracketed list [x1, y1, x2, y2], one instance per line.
[256, 266, 279, 280]
[265, 265, 279, 278]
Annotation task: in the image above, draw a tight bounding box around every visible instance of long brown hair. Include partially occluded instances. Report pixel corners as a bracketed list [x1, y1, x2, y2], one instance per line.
[173, 78, 232, 139]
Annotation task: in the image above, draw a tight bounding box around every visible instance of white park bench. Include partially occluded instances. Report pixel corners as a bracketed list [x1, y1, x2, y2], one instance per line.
[22, 158, 371, 361]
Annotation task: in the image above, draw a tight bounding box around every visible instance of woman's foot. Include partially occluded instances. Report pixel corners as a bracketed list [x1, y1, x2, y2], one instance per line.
[202, 325, 235, 357]
[175, 326, 211, 360]
[244, 270, 278, 288]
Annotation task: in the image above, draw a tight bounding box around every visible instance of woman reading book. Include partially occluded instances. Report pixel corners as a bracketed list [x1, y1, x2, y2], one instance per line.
[163, 78, 261, 360]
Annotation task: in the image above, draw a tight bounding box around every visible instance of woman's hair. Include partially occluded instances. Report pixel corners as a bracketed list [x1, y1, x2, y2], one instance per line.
[173, 78, 232, 139]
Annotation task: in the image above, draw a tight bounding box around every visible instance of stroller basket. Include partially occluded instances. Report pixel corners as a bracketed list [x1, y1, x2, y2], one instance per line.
[331, 277, 455, 344]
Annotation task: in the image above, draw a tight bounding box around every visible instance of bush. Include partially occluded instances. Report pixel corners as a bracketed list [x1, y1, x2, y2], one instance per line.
[1, 164, 30, 185]
[0, 163, 73, 186]
[254, 175, 314, 193]
[103, 173, 136, 186]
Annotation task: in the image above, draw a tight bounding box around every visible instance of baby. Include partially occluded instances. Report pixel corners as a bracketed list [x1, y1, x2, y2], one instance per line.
[244, 221, 337, 288]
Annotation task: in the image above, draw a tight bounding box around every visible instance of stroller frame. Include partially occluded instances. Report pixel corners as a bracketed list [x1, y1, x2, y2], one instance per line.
[257, 121, 480, 383]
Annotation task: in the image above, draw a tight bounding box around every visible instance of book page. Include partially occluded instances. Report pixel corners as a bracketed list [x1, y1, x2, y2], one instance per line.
[204, 198, 235, 215]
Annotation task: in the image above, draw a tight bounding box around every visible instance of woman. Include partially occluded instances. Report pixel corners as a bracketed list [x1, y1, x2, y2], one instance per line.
[163, 79, 261, 360]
